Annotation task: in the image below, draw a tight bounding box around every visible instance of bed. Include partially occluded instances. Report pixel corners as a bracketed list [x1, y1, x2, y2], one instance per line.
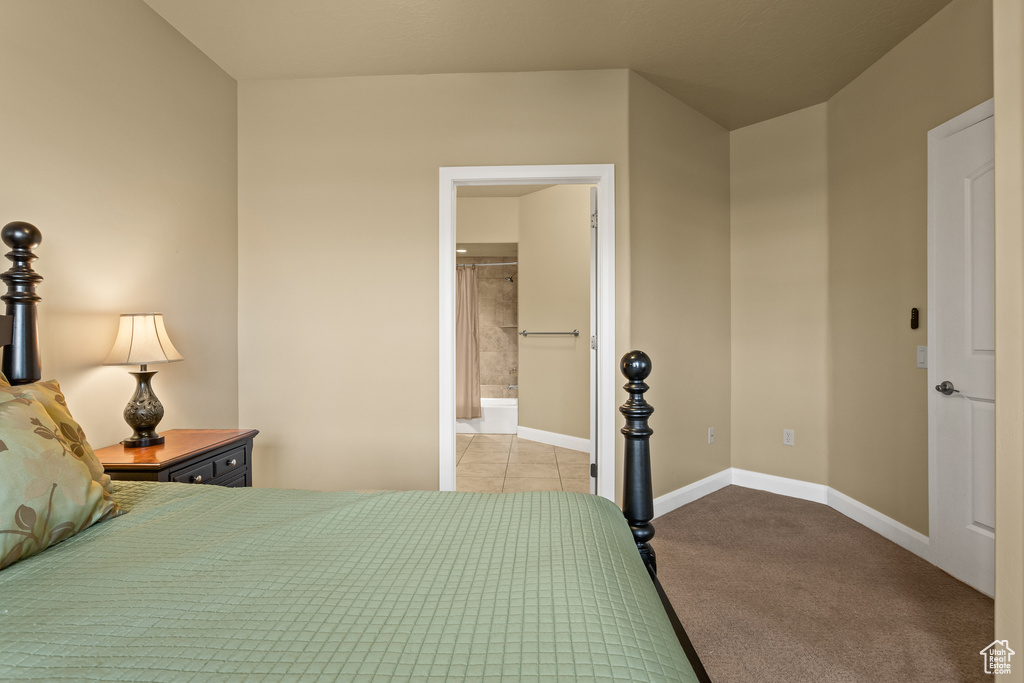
[0, 221, 710, 682]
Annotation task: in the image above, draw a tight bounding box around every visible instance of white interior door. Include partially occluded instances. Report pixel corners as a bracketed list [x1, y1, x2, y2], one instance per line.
[928, 101, 995, 596]
[589, 186, 598, 494]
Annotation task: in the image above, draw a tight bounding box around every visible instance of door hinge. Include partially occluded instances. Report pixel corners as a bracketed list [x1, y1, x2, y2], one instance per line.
[591, 335, 597, 350]
[590, 462, 598, 478]
[590, 213, 598, 230]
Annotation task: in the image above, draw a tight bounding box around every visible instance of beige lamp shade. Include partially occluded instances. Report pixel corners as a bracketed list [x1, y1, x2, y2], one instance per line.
[103, 313, 184, 366]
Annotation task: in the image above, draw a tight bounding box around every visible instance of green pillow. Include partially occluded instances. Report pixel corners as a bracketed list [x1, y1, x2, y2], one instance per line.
[0, 381, 112, 493]
[0, 392, 121, 570]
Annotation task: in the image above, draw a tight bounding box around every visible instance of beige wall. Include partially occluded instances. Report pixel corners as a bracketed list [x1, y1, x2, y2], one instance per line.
[456, 198, 519, 244]
[0, 1, 239, 448]
[993, 0, 1024, 672]
[731, 104, 829, 484]
[518, 185, 592, 439]
[827, 0, 993, 534]
[238, 70, 630, 491]
[627, 73, 732, 498]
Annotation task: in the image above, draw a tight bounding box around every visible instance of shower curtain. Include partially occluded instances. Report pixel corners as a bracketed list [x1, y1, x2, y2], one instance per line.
[456, 267, 482, 419]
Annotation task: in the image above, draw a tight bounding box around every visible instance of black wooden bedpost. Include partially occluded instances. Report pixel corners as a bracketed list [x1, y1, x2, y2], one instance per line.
[620, 350, 657, 573]
[0, 222, 43, 385]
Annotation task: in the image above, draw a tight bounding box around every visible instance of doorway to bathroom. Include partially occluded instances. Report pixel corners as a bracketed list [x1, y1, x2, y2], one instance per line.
[438, 165, 616, 501]
[455, 186, 590, 494]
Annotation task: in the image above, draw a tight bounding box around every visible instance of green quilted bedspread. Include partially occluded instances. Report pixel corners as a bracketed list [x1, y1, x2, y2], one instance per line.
[0, 483, 696, 682]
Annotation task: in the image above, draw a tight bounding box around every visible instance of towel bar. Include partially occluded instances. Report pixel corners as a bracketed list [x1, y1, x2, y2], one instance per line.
[519, 329, 579, 337]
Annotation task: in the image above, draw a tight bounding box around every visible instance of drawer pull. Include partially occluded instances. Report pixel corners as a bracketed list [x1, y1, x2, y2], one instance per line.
[228, 459, 237, 467]
[193, 475, 202, 484]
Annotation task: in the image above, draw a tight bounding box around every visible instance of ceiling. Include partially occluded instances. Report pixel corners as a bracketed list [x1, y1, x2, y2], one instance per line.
[142, 0, 954, 130]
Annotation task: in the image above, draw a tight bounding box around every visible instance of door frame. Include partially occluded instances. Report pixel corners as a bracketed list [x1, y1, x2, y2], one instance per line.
[438, 164, 616, 501]
[927, 98, 994, 593]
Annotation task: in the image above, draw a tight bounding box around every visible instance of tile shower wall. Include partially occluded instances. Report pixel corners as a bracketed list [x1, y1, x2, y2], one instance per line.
[457, 256, 518, 398]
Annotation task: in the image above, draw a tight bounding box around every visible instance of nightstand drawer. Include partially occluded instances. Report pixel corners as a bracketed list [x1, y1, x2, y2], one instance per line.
[220, 472, 248, 488]
[213, 446, 246, 478]
[171, 460, 215, 485]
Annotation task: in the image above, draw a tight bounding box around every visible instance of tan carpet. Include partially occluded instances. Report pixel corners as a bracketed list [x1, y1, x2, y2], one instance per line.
[653, 486, 994, 683]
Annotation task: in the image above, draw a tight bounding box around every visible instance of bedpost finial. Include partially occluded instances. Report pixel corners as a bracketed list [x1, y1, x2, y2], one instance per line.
[619, 350, 656, 572]
[1, 221, 42, 385]
[2, 222, 42, 251]
[621, 350, 651, 382]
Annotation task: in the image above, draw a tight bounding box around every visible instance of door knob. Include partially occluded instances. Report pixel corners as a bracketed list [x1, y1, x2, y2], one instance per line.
[935, 380, 960, 395]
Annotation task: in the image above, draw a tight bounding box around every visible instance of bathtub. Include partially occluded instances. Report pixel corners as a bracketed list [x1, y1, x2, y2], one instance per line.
[456, 397, 518, 434]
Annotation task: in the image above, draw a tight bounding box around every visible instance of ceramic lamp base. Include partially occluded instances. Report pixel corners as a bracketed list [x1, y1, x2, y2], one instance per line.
[122, 370, 166, 449]
[122, 434, 165, 448]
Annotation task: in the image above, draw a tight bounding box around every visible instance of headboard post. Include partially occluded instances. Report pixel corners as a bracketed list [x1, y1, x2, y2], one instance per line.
[1, 222, 43, 385]
[620, 350, 657, 572]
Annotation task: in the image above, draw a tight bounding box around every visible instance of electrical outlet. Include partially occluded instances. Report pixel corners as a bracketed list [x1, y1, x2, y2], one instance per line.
[783, 429, 795, 447]
[708, 427, 714, 445]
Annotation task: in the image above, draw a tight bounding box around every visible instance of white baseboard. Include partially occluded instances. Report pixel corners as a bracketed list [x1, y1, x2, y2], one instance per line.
[826, 488, 930, 558]
[731, 468, 828, 504]
[653, 469, 732, 518]
[516, 426, 590, 452]
[652, 467, 932, 565]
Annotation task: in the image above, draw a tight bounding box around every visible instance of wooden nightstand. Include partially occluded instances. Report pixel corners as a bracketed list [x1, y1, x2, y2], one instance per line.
[96, 429, 259, 487]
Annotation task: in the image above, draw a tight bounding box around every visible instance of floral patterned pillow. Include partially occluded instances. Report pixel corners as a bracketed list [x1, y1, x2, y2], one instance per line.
[0, 381, 112, 493]
[0, 392, 121, 570]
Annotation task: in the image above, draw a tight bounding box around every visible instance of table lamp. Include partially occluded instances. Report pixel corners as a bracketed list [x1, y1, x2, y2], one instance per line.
[103, 313, 183, 448]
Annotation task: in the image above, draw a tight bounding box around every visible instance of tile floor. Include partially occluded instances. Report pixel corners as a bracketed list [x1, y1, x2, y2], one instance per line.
[455, 434, 591, 494]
